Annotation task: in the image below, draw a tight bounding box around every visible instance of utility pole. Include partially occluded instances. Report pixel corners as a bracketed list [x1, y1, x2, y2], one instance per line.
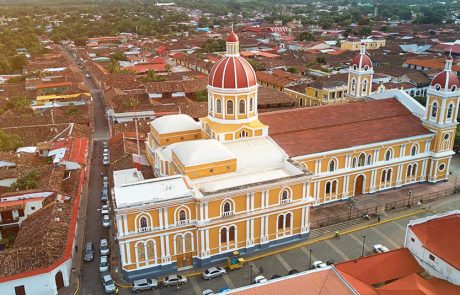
[361, 235, 366, 257]
[309, 249, 312, 270]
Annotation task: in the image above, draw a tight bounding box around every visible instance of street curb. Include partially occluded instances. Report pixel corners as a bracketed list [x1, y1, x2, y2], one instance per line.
[115, 208, 427, 283]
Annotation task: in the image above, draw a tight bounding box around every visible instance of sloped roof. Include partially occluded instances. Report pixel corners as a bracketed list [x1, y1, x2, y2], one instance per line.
[335, 248, 423, 286]
[151, 114, 200, 134]
[377, 273, 439, 295]
[173, 139, 235, 167]
[409, 213, 460, 269]
[260, 98, 432, 157]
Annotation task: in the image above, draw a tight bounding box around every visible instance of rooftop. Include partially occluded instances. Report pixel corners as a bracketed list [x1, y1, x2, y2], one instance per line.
[259, 98, 432, 157]
[113, 175, 194, 209]
[113, 168, 145, 187]
[151, 114, 200, 135]
[173, 139, 236, 167]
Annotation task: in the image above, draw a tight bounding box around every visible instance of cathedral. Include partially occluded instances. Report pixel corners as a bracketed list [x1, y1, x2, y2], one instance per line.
[112, 30, 459, 280]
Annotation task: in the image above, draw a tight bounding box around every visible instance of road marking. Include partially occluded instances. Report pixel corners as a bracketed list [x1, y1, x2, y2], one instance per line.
[393, 221, 408, 231]
[324, 239, 349, 261]
[153, 287, 161, 295]
[370, 227, 401, 249]
[222, 273, 235, 289]
[347, 232, 369, 256]
[300, 246, 317, 269]
[189, 276, 202, 295]
[275, 254, 291, 271]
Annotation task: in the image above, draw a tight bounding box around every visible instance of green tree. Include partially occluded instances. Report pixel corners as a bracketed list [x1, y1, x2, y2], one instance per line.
[6, 96, 31, 112]
[0, 130, 23, 152]
[297, 32, 315, 42]
[199, 39, 226, 53]
[9, 170, 40, 192]
[142, 70, 165, 82]
[112, 51, 128, 61]
[359, 26, 372, 36]
[194, 90, 207, 102]
[287, 67, 298, 74]
[247, 59, 263, 71]
[316, 56, 326, 64]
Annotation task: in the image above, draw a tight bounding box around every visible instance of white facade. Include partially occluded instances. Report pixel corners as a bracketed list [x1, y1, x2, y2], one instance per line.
[0, 258, 72, 295]
[404, 210, 460, 285]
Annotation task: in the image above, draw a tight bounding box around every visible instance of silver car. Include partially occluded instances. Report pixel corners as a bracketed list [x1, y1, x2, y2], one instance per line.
[100, 238, 110, 256]
[102, 215, 110, 228]
[131, 278, 158, 292]
[101, 272, 117, 294]
[162, 274, 187, 287]
[202, 267, 226, 280]
[99, 256, 109, 272]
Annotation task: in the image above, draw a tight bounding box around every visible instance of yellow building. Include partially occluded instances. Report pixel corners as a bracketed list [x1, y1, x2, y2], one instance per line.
[305, 80, 348, 106]
[341, 37, 386, 51]
[113, 31, 459, 281]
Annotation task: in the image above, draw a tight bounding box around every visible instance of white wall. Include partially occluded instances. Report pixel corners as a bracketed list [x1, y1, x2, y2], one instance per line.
[0, 259, 72, 295]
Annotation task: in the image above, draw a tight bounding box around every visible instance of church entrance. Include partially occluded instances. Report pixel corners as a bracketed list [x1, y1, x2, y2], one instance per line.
[55, 271, 64, 291]
[355, 175, 364, 195]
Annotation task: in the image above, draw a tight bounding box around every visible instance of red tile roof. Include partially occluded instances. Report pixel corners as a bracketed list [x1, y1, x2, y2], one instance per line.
[377, 273, 438, 295]
[228, 268, 356, 295]
[409, 213, 460, 269]
[69, 137, 89, 165]
[126, 63, 166, 73]
[335, 248, 423, 286]
[35, 81, 72, 89]
[259, 99, 432, 157]
[427, 277, 460, 295]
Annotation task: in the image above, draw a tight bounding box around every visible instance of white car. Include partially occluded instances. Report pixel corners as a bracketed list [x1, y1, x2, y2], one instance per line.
[103, 176, 109, 185]
[99, 256, 109, 272]
[100, 238, 110, 256]
[103, 148, 109, 156]
[101, 272, 117, 294]
[131, 278, 158, 292]
[312, 261, 327, 269]
[102, 215, 110, 228]
[103, 155, 109, 166]
[373, 244, 389, 253]
[162, 274, 187, 287]
[101, 204, 109, 215]
[202, 266, 226, 280]
[254, 275, 268, 284]
[202, 290, 215, 295]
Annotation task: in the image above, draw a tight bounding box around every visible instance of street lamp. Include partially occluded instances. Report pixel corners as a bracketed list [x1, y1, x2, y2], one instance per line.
[361, 235, 366, 258]
[408, 190, 412, 207]
[348, 204, 353, 220]
[249, 265, 253, 285]
[309, 249, 312, 270]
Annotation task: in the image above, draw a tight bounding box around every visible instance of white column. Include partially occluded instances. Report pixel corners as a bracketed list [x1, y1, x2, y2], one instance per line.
[205, 229, 210, 252]
[396, 164, 403, 187]
[265, 216, 269, 240]
[422, 159, 428, 180]
[200, 230, 205, 257]
[250, 218, 254, 242]
[306, 182, 311, 198]
[302, 182, 306, 199]
[200, 203, 204, 221]
[301, 207, 305, 232]
[165, 235, 171, 258]
[246, 219, 250, 245]
[265, 189, 270, 208]
[341, 176, 347, 198]
[126, 241, 132, 264]
[160, 235, 165, 261]
[250, 192, 255, 211]
[159, 208, 164, 229]
[205, 203, 209, 221]
[246, 193, 250, 212]
[117, 215, 124, 237]
[399, 144, 406, 158]
[123, 215, 128, 234]
[313, 181, 318, 203]
[164, 208, 169, 229]
[120, 242, 126, 265]
[260, 215, 265, 243]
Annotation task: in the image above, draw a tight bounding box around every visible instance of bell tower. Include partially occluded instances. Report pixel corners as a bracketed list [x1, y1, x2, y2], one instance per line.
[347, 43, 374, 98]
[423, 54, 460, 182]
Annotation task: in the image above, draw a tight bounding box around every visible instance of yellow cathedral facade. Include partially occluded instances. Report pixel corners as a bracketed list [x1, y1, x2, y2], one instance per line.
[112, 31, 460, 280]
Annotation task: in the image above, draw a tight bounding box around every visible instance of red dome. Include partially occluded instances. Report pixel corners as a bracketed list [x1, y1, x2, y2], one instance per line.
[431, 71, 460, 90]
[226, 31, 239, 42]
[209, 56, 257, 89]
[351, 53, 373, 70]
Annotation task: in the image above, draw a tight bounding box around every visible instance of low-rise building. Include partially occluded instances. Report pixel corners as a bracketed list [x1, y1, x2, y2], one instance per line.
[341, 37, 386, 51]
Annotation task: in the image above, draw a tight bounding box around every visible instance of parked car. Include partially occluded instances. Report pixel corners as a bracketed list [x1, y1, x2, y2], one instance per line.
[131, 278, 158, 292]
[101, 272, 117, 294]
[100, 238, 110, 256]
[373, 244, 389, 253]
[102, 215, 110, 228]
[103, 155, 110, 166]
[202, 266, 226, 280]
[83, 242, 94, 262]
[312, 261, 327, 269]
[101, 204, 109, 215]
[103, 182, 109, 191]
[103, 148, 109, 156]
[103, 141, 108, 148]
[103, 176, 109, 185]
[85, 73, 90, 78]
[162, 274, 187, 287]
[101, 190, 108, 202]
[271, 274, 282, 280]
[99, 256, 109, 272]
[202, 289, 215, 295]
[288, 269, 299, 275]
[254, 275, 268, 284]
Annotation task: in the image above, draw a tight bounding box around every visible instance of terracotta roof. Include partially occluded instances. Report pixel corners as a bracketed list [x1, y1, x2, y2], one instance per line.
[144, 78, 207, 94]
[409, 213, 460, 269]
[227, 31, 239, 42]
[427, 277, 460, 295]
[404, 58, 460, 72]
[335, 248, 423, 286]
[377, 273, 439, 295]
[209, 56, 257, 89]
[256, 71, 293, 88]
[352, 51, 373, 69]
[227, 268, 356, 295]
[260, 99, 432, 157]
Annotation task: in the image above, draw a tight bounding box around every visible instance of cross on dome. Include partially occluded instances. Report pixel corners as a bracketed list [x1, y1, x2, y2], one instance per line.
[431, 53, 459, 91]
[351, 42, 373, 71]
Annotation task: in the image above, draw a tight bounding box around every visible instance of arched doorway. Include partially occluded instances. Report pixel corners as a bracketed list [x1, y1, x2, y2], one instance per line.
[55, 271, 64, 291]
[354, 175, 364, 195]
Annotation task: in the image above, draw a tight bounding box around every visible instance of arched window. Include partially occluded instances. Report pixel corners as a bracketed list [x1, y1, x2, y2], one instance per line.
[351, 78, 356, 92]
[407, 165, 412, 177]
[387, 169, 392, 181]
[285, 213, 292, 228]
[239, 130, 249, 138]
[228, 226, 235, 242]
[223, 201, 232, 213]
[209, 96, 213, 112]
[216, 99, 222, 114]
[358, 153, 366, 167]
[381, 170, 387, 182]
[278, 215, 284, 229]
[331, 180, 337, 194]
[447, 103, 454, 119]
[281, 189, 290, 202]
[325, 182, 331, 194]
[249, 97, 254, 112]
[226, 100, 234, 114]
[431, 101, 438, 118]
[220, 228, 226, 243]
[367, 154, 372, 165]
[412, 164, 417, 176]
[139, 216, 148, 229]
[411, 145, 418, 156]
[385, 149, 392, 161]
[329, 159, 336, 172]
[239, 100, 246, 114]
[146, 241, 155, 260]
[136, 243, 145, 261]
[362, 79, 368, 93]
[352, 157, 357, 168]
[179, 209, 186, 221]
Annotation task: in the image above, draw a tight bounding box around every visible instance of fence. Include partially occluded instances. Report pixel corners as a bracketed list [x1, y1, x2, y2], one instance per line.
[310, 186, 457, 230]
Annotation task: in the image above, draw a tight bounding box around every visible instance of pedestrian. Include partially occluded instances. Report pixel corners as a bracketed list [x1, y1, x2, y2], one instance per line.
[335, 230, 340, 239]
[417, 200, 422, 207]
[377, 215, 381, 222]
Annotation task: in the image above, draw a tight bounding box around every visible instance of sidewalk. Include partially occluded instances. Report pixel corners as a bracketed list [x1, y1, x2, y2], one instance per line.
[310, 175, 458, 227]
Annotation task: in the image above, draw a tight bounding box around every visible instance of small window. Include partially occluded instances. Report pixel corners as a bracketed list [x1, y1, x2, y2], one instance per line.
[329, 159, 336, 172]
[179, 210, 186, 221]
[239, 100, 246, 114]
[353, 65, 357, 71]
[352, 157, 357, 168]
[358, 153, 366, 167]
[411, 237, 415, 242]
[385, 149, 392, 161]
[444, 133, 450, 141]
[447, 103, 454, 119]
[140, 216, 148, 229]
[439, 163, 445, 171]
[325, 182, 331, 194]
[431, 102, 438, 118]
[367, 154, 372, 165]
[452, 85, 457, 92]
[435, 84, 441, 91]
[216, 99, 222, 114]
[411, 145, 418, 156]
[364, 65, 369, 71]
[226, 100, 234, 114]
[31, 206, 36, 210]
[223, 201, 232, 213]
[429, 254, 435, 261]
[249, 97, 254, 112]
